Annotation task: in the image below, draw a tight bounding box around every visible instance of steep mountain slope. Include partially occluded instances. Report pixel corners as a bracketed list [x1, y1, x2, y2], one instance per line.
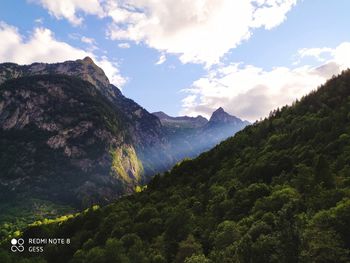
[0, 57, 174, 175]
[5, 70, 350, 262]
[0, 58, 177, 236]
[0, 75, 143, 231]
[154, 108, 249, 160]
[0, 57, 249, 239]
[0, 58, 248, 236]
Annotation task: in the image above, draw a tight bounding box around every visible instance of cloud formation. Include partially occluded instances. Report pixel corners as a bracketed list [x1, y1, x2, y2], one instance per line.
[0, 22, 125, 87]
[297, 47, 334, 62]
[155, 54, 166, 65]
[181, 42, 350, 121]
[118, 42, 130, 49]
[31, 0, 104, 25]
[106, 0, 297, 66]
[81, 36, 96, 45]
[31, 0, 297, 65]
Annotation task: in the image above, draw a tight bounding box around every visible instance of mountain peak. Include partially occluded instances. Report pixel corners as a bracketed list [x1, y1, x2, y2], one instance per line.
[153, 111, 170, 119]
[207, 107, 251, 129]
[215, 107, 225, 113]
[82, 56, 94, 64]
[209, 107, 234, 122]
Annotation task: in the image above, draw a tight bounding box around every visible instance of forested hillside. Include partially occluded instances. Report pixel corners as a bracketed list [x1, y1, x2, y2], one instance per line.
[2, 70, 350, 262]
[0, 58, 248, 241]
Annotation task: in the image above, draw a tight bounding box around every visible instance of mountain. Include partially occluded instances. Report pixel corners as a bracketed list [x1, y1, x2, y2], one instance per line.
[207, 107, 247, 125]
[154, 108, 249, 160]
[0, 58, 249, 238]
[0, 74, 145, 231]
[0, 58, 179, 233]
[5, 70, 350, 263]
[202, 107, 250, 148]
[153, 111, 208, 128]
[0, 57, 175, 173]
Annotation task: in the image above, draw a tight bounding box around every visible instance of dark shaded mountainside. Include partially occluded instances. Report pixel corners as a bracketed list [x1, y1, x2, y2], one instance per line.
[0, 58, 247, 237]
[153, 108, 249, 158]
[2, 70, 350, 263]
[0, 59, 174, 191]
[0, 57, 172, 235]
[0, 57, 173, 178]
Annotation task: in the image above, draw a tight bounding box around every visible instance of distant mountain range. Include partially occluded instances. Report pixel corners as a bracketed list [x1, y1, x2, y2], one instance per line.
[153, 111, 208, 128]
[153, 107, 249, 159]
[0, 57, 248, 232]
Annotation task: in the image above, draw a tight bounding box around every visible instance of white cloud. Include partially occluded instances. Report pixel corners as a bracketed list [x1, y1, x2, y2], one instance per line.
[181, 42, 350, 121]
[251, 0, 297, 29]
[0, 22, 125, 87]
[29, 0, 297, 65]
[155, 54, 166, 65]
[333, 42, 350, 68]
[296, 43, 350, 68]
[182, 95, 198, 108]
[118, 42, 130, 49]
[30, 0, 104, 25]
[297, 47, 333, 62]
[81, 36, 95, 44]
[34, 17, 44, 24]
[106, 0, 297, 66]
[0, 22, 86, 64]
[81, 36, 98, 51]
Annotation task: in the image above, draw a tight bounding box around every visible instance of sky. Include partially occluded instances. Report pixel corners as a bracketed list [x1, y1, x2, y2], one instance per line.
[0, 0, 349, 122]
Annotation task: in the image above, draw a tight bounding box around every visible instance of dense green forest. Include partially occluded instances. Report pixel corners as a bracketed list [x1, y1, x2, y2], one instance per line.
[1, 70, 350, 262]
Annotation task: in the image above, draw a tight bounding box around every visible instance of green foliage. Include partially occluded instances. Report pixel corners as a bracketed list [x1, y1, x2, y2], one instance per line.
[300, 199, 350, 262]
[0, 198, 74, 240]
[184, 254, 211, 263]
[175, 235, 202, 263]
[3, 71, 350, 262]
[314, 154, 335, 188]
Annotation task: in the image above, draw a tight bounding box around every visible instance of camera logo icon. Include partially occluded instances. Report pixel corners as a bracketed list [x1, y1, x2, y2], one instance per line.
[11, 238, 25, 252]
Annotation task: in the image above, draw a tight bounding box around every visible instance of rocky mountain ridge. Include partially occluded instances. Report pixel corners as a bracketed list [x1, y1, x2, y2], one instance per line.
[153, 108, 250, 159]
[0, 58, 248, 232]
[0, 58, 176, 226]
[0, 57, 175, 172]
[153, 111, 208, 128]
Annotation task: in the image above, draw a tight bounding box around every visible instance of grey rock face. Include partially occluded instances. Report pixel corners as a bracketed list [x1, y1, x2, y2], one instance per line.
[0, 57, 249, 214]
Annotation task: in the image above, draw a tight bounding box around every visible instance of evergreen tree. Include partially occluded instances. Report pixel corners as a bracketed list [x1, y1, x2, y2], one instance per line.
[314, 155, 335, 188]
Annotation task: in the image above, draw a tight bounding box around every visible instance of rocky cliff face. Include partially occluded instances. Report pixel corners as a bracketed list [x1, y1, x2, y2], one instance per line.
[0, 75, 140, 208]
[0, 58, 175, 213]
[0, 57, 175, 169]
[0, 58, 248, 229]
[0, 57, 110, 89]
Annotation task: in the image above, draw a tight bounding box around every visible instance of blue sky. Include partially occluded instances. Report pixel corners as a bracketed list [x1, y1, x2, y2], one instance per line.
[0, 0, 349, 121]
